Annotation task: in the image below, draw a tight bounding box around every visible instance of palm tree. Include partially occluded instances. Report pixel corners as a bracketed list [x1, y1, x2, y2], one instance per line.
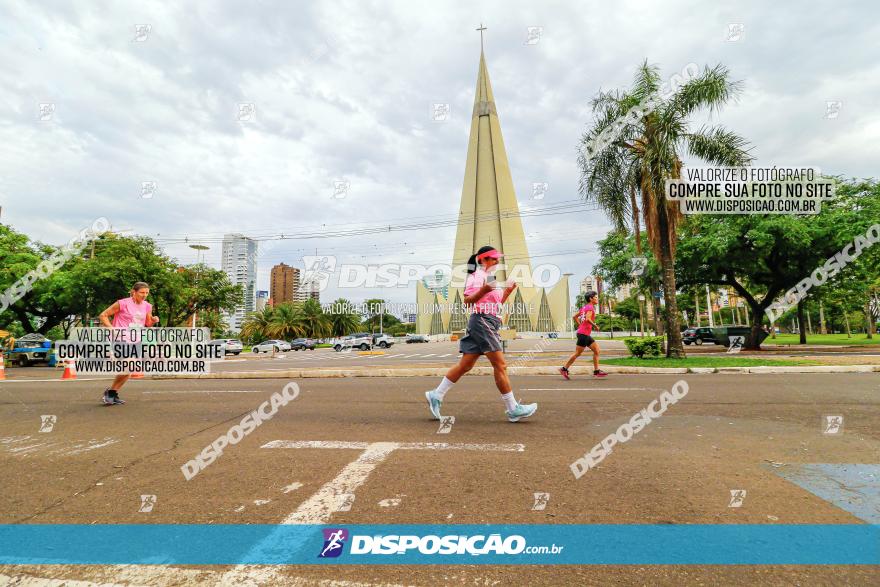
[267, 302, 308, 340]
[300, 298, 333, 338]
[196, 309, 229, 338]
[240, 306, 275, 343]
[579, 61, 752, 357]
[326, 297, 361, 336]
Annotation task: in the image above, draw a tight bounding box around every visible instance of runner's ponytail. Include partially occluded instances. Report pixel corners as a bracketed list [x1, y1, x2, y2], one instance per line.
[466, 253, 478, 274]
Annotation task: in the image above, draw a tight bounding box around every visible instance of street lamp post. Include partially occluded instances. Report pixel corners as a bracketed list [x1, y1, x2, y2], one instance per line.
[562, 273, 574, 339]
[189, 244, 210, 328]
[638, 294, 646, 337]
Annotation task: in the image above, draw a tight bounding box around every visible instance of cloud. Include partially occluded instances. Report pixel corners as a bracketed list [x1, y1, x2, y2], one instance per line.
[0, 0, 876, 309]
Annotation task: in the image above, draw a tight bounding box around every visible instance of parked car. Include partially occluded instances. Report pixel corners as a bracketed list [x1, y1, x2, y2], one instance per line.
[372, 333, 395, 348]
[291, 338, 316, 351]
[9, 334, 53, 367]
[682, 327, 717, 345]
[333, 334, 373, 352]
[209, 339, 243, 355]
[252, 339, 291, 353]
[547, 332, 559, 339]
[713, 326, 767, 348]
[405, 335, 429, 344]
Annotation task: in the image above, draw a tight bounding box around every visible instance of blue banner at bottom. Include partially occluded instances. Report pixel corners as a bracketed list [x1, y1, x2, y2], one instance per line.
[0, 524, 877, 565]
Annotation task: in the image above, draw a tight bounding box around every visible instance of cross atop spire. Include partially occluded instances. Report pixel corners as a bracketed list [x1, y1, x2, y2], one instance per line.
[476, 23, 487, 51]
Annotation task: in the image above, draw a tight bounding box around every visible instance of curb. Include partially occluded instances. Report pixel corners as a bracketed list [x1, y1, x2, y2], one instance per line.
[149, 364, 880, 380]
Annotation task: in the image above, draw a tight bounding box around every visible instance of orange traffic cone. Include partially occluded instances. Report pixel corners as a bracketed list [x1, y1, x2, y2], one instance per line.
[61, 359, 77, 380]
[0, 354, 6, 380]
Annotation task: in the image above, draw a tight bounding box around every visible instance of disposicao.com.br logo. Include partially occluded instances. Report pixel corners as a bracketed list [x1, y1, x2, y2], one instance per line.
[319, 528, 563, 558]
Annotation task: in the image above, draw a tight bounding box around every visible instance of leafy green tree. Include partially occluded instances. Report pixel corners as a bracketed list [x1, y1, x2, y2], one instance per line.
[579, 61, 752, 356]
[592, 231, 663, 333]
[614, 296, 642, 328]
[674, 178, 880, 348]
[360, 298, 402, 332]
[0, 229, 243, 335]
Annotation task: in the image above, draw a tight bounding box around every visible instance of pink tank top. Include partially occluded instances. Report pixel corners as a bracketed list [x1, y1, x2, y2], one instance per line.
[464, 268, 503, 316]
[112, 297, 151, 328]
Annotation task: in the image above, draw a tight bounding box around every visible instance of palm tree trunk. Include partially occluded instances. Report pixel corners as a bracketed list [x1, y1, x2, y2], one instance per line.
[797, 300, 807, 344]
[656, 213, 684, 358]
[630, 186, 642, 254]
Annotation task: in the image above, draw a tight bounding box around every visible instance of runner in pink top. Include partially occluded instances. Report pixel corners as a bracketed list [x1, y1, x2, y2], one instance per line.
[424, 246, 538, 424]
[97, 282, 160, 405]
[560, 290, 607, 379]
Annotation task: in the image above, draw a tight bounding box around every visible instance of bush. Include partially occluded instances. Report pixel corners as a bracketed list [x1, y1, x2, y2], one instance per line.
[623, 336, 665, 358]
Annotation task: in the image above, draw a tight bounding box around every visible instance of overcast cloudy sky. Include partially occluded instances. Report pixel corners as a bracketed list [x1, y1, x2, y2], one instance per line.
[1, 0, 877, 309]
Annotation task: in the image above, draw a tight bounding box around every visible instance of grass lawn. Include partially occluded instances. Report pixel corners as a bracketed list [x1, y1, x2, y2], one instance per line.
[764, 333, 879, 346]
[603, 356, 819, 368]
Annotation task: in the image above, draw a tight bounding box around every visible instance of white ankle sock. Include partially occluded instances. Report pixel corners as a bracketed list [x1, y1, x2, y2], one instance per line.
[435, 377, 454, 399]
[500, 392, 517, 411]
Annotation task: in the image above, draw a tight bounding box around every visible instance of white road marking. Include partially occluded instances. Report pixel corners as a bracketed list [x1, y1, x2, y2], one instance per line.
[262, 440, 525, 452]
[1, 436, 119, 457]
[282, 482, 303, 493]
[8, 441, 55, 455]
[64, 438, 119, 455]
[421, 353, 436, 357]
[222, 438, 526, 584]
[438, 353, 452, 357]
[281, 442, 399, 524]
[218, 442, 402, 585]
[0, 436, 31, 444]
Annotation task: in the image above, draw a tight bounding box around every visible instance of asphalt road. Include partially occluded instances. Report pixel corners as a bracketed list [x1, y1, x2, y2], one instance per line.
[1, 373, 878, 585]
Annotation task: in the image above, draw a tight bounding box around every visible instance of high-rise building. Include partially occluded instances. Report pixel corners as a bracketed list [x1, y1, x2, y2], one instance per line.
[615, 282, 635, 302]
[255, 290, 269, 312]
[221, 234, 257, 332]
[579, 275, 604, 312]
[580, 275, 602, 295]
[415, 45, 570, 334]
[294, 269, 321, 303]
[270, 263, 297, 305]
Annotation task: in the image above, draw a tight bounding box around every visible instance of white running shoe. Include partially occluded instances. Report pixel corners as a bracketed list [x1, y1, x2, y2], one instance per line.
[425, 390, 443, 420]
[506, 402, 537, 423]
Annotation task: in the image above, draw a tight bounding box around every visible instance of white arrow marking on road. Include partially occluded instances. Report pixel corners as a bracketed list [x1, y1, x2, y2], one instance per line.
[261, 440, 524, 524]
